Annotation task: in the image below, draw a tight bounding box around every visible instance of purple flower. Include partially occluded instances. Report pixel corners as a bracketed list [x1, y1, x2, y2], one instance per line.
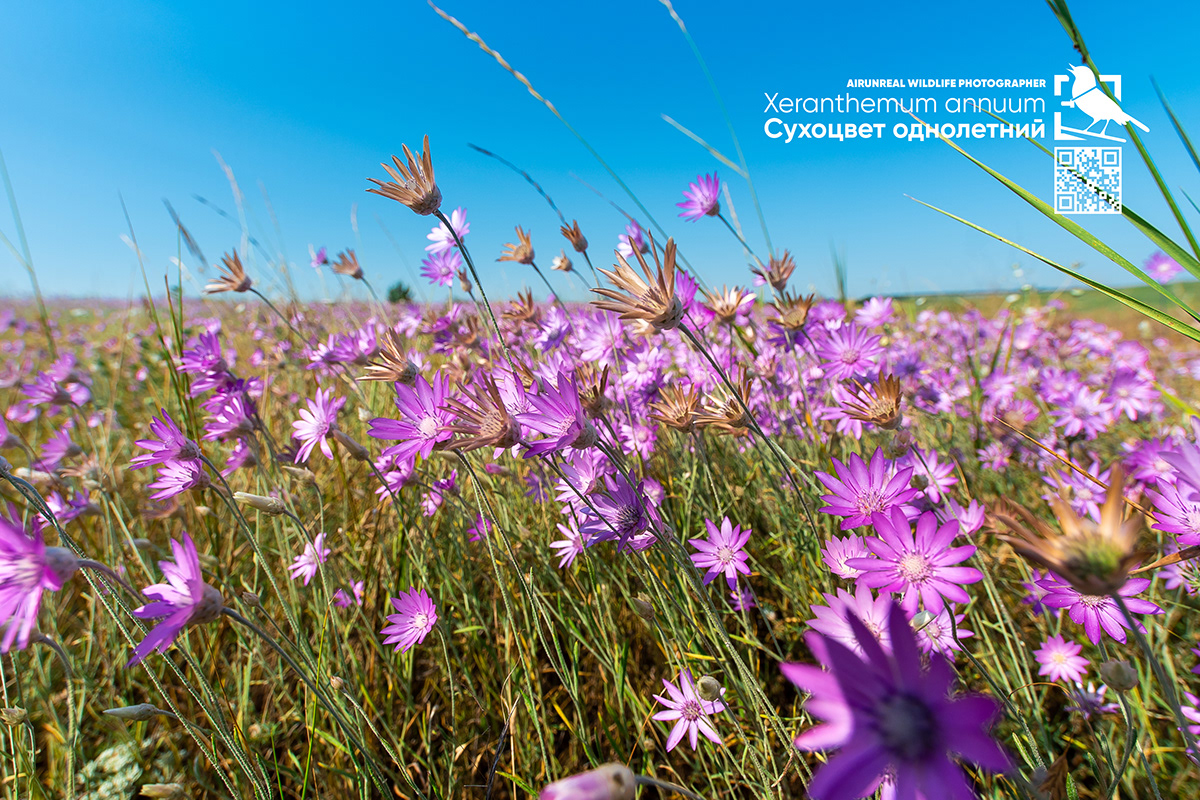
[426, 206, 469, 254]
[616, 220, 648, 259]
[781, 602, 1008, 800]
[132, 410, 201, 469]
[1034, 634, 1088, 684]
[1066, 681, 1119, 719]
[380, 587, 438, 653]
[676, 172, 720, 221]
[1145, 251, 1183, 283]
[816, 448, 920, 530]
[580, 474, 656, 551]
[334, 581, 365, 609]
[147, 458, 210, 501]
[420, 249, 463, 288]
[37, 423, 82, 471]
[1039, 574, 1162, 644]
[911, 607, 972, 660]
[292, 388, 345, 463]
[1106, 368, 1157, 421]
[368, 372, 455, 463]
[1147, 480, 1200, 548]
[849, 509, 982, 615]
[21, 372, 90, 409]
[1049, 386, 1113, 440]
[651, 670, 726, 751]
[201, 389, 257, 441]
[0, 514, 79, 652]
[814, 324, 884, 381]
[287, 533, 331, 586]
[729, 586, 756, 610]
[517, 371, 598, 459]
[1021, 569, 1048, 615]
[550, 520, 586, 569]
[128, 533, 224, 667]
[689, 516, 752, 589]
[902, 448, 958, 504]
[855, 297, 894, 328]
[807, 583, 893, 656]
[822, 534, 869, 580]
[540, 764, 637, 800]
[310, 245, 328, 269]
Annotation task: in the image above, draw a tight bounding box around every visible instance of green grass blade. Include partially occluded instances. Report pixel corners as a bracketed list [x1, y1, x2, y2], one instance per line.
[661, 115, 747, 178]
[909, 194, 1200, 343]
[1153, 77, 1200, 175]
[1125, 124, 1200, 259]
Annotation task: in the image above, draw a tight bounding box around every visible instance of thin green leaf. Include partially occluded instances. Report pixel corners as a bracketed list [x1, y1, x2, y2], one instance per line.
[661, 115, 747, 178]
[909, 194, 1200, 343]
[1153, 77, 1200, 175]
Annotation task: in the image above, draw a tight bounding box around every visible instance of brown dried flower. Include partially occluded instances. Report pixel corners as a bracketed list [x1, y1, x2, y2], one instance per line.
[331, 249, 363, 280]
[991, 465, 1150, 595]
[442, 374, 522, 452]
[551, 249, 573, 273]
[498, 226, 535, 265]
[752, 250, 797, 293]
[367, 135, 442, 215]
[704, 285, 755, 323]
[574, 364, 611, 417]
[560, 220, 588, 253]
[591, 234, 684, 332]
[694, 374, 754, 437]
[502, 289, 541, 324]
[840, 375, 903, 430]
[771, 290, 817, 332]
[456, 268, 473, 294]
[648, 384, 702, 433]
[359, 329, 418, 385]
[205, 250, 252, 294]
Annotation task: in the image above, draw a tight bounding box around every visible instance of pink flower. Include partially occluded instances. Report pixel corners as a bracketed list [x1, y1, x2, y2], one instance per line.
[381, 587, 438, 653]
[128, 533, 224, 667]
[1038, 574, 1162, 644]
[292, 388, 345, 462]
[368, 372, 455, 463]
[676, 172, 720, 221]
[0, 513, 79, 652]
[131, 410, 200, 469]
[815, 448, 920, 530]
[1034, 634, 1089, 683]
[651, 670, 726, 751]
[689, 516, 752, 589]
[426, 206, 469, 254]
[288, 533, 331, 586]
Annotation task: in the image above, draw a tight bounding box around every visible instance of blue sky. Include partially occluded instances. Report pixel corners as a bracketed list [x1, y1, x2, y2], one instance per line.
[2, 0, 1199, 303]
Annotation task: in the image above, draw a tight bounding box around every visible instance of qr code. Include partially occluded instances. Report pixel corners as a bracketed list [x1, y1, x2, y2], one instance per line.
[1054, 146, 1121, 214]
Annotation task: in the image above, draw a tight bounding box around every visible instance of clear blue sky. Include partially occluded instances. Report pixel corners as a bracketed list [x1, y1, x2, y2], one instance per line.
[2, 0, 1199, 302]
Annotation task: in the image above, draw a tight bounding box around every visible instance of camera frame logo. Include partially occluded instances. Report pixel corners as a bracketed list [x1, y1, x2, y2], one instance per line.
[1051, 67, 1146, 215]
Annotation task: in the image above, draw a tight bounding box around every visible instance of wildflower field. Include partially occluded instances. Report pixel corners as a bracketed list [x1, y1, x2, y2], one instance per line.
[5, 2, 1200, 799]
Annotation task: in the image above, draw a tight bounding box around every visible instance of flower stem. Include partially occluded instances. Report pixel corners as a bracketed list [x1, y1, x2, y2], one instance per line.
[434, 208, 516, 369]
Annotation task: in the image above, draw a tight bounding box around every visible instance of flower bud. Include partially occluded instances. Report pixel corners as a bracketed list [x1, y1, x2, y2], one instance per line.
[0, 455, 10, 474]
[140, 785, 185, 799]
[540, 763, 635, 800]
[104, 703, 174, 721]
[330, 676, 345, 693]
[332, 430, 371, 462]
[43, 547, 80, 586]
[1098, 660, 1139, 693]
[282, 465, 317, 484]
[630, 594, 654, 623]
[0, 708, 27, 726]
[909, 610, 935, 631]
[233, 492, 285, 516]
[696, 675, 722, 703]
[241, 591, 262, 608]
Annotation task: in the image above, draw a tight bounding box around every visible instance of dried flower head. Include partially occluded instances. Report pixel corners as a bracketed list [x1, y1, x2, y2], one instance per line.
[991, 465, 1150, 595]
[704, 285, 755, 323]
[442, 375, 522, 452]
[359, 329, 418, 385]
[331, 249, 363, 280]
[551, 249, 573, 273]
[560, 220, 588, 253]
[498, 226, 535, 265]
[591, 234, 684, 332]
[752, 250, 797, 293]
[205, 251, 252, 294]
[771, 291, 817, 332]
[367, 135, 441, 215]
[456, 268, 473, 294]
[841, 375, 903, 430]
[574, 364, 611, 418]
[648, 384, 702, 433]
[503, 289, 541, 324]
[694, 375, 754, 437]
[1098, 659, 1138, 692]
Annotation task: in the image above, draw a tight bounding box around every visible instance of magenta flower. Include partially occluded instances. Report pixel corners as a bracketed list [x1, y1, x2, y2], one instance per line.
[426, 206, 469, 254]
[1049, 386, 1113, 440]
[821, 534, 869, 580]
[689, 516, 752, 589]
[21, 372, 90, 409]
[1067, 681, 1119, 718]
[912, 607, 972, 660]
[677, 172, 720, 221]
[814, 324, 884, 381]
[781, 603, 1008, 800]
[368, 372, 455, 463]
[420, 249, 462, 288]
[550, 520, 586, 569]
[616, 220, 648, 259]
[333, 581, 365, 609]
[849, 509, 982, 615]
[310, 245, 328, 269]
[128, 532, 224, 667]
[1147, 480, 1200, 547]
[651, 670, 726, 751]
[147, 458, 210, 501]
[1038, 574, 1162, 644]
[580, 474, 656, 551]
[0, 514, 79, 652]
[131, 410, 201, 469]
[287, 533, 331, 586]
[1145, 251, 1183, 283]
[380, 587, 438, 653]
[902, 447, 958, 504]
[292, 388, 345, 462]
[1034, 634, 1089, 683]
[517, 371, 598, 459]
[816, 448, 919, 530]
[807, 583, 893, 656]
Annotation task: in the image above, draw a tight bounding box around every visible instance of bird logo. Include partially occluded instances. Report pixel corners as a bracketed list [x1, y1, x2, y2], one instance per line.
[1059, 65, 1148, 142]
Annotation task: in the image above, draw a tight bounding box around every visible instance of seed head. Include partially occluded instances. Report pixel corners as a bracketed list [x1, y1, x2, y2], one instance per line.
[367, 135, 442, 215]
[591, 234, 684, 332]
[770, 290, 816, 332]
[551, 249, 573, 273]
[752, 249, 797, 293]
[331, 249, 363, 280]
[359, 329, 418, 385]
[648, 384, 701, 433]
[560, 220, 588, 253]
[205, 250, 253, 294]
[1098, 660, 1138, 692]
[498, 226, 536, 265]
[696, 675, 723, 703]
[840, 374, 903, 430]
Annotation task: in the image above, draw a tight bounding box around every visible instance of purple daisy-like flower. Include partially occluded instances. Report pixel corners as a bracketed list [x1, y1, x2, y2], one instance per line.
[816, 448, 920, 530]
[288, 533, 331, 586]
[550, 520, 586, 569]
[1034, 634, 1088, 684]
[333, 580, 365, 609]
[380, 587, 438, 653]
[814, 324, 884, 381]
[128, 532, 224, 667]
[689, 516, 752, 589]
[426, 206, 469, 254]
[911, 607, 972, 660]
[292, 388, 346, 463]
[147, 458, 210, 501]
[902, 448, 958, 504]
[1147, 480, 1200, 548]
[807, 583, 893, 656]
[781, 602, 1008, 800]
[517, 370, 598, 459]
[616, 220, 649, 259]
[131, 410, 201, 469]
[1066, 681, 1119, 719]
[368, 372, 455, 464]
[849, 508, 982, 615]
[580, 473, 656, 551]
[0, 514, 79, 652]
[1038, 574, 1162, 644]
[1021, 569, 1048, 615]
[310, 245, 328, 269]
[651, 670, 726, 752]
[676, 172, 720, 221]
[729, 586, 757, 610]
[1145, 251, 1183, 283]
[37, 423, 82, 471]
[420, 249, 462, 288]
[822, 534, 870, 580]
[1049, 386, 1113, 440]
